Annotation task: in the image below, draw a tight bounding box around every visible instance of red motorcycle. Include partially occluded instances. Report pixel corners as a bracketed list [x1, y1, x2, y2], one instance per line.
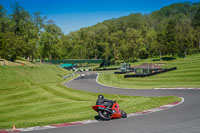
[92, 101, 127, 120]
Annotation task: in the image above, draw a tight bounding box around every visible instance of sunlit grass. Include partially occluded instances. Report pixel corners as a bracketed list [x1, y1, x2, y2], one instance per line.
[98, 53, 200, 89]
[0, 64, 180, 129]
[0, 83, 180, 129]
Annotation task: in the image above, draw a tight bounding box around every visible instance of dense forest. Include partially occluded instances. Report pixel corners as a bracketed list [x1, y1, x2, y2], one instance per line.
[0, 2, 200, 63]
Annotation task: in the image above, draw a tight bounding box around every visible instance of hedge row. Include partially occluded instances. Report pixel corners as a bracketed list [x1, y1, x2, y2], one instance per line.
[94, 68, 119, 71]
[114, 70, 134, 74]
[124, 67, 177, 78]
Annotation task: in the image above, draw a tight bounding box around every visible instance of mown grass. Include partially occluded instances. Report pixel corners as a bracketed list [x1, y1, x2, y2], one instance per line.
[0, 64, 180, 129]
[0, 83, 180, 129]
[98, 53, 200, 89]
[0, 64, 71, 90]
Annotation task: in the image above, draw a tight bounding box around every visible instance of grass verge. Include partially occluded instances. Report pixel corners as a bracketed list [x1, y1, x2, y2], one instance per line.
[98, 53, 200, 89]
[0, 64, 181, 129]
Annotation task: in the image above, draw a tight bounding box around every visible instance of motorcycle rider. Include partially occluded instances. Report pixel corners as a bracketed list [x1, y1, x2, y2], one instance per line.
[96, 95, 115, 108]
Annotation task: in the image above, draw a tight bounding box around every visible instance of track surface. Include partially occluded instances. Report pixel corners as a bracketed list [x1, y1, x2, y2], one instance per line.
[30, 73, 200, 133]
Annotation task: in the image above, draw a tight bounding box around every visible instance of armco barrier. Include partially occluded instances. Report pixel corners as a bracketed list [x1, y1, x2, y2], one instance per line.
[94, 68, 119, 71]
[114, 70, 134, 74]
[124, 67, 177, 78]
[114, 71, 127, 74]
[63, 74, 74, 79]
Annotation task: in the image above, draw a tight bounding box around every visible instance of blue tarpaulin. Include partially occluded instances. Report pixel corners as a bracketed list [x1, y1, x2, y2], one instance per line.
[59, 64, 75, 68]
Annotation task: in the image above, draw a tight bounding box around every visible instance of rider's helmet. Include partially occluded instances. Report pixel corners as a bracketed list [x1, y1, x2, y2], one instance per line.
[98, 95, 104, 99]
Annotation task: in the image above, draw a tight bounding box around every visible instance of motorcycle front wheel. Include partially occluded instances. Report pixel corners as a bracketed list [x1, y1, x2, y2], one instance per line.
[98, 110, 111, 120]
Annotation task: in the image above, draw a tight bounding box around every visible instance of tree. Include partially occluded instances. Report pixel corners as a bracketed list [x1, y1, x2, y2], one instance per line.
[156, 31, 166, 60]
[192, 8, 200, 49]
[11, 2, 31, 35]
[0, 32, 24, 61]
[165, 19, 177, 58]
[28, 12, 45, 62]
[0, 4, 7, 32]
[176, 17, 194, 57]
[39, 21, 63, 61]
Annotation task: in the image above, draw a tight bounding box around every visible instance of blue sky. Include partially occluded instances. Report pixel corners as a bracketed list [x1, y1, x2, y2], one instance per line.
[1, 0, 200, 34]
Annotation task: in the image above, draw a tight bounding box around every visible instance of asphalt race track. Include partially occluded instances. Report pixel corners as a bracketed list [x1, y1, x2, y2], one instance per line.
[29, 73, 200, 133]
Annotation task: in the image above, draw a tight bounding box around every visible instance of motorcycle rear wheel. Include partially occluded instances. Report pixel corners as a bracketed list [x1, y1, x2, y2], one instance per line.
[98, 110, 111, 120]
[120, 109, 127, 118]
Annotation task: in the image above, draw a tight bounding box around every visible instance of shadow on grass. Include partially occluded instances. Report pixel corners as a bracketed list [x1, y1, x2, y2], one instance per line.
[162, 57, 176, 61]
[153, 57, 176, 61]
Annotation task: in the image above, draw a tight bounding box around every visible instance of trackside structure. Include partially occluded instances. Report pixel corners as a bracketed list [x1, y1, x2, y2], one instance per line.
[44, 59, 104, 64]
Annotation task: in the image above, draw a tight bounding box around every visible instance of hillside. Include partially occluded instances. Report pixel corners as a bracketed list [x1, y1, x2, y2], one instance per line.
[0, 64, 71, 90]
[1, 2, 200, 63]
[98, 53, 200, 89]
[62, 2, 200, 62]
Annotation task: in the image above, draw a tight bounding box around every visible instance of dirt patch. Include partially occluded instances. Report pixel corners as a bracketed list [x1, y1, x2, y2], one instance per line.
[0, 59, 35, 66]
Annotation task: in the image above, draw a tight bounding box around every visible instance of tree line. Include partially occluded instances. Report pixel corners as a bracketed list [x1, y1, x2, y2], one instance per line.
[0, 2, 63, 62]
[0, 2, 200, 63]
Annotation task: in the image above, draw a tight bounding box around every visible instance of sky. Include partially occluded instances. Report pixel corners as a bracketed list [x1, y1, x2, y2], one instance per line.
[1, 0, 200, 34]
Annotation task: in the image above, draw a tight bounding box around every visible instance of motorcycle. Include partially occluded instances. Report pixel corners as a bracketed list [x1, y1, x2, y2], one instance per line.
[92, 101, 127, 120]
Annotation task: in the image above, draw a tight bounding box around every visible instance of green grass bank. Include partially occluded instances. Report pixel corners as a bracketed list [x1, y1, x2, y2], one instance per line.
[98, 53, 200, 89]
[0, 64, 180, 129]
[0, 64, 71, 90]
